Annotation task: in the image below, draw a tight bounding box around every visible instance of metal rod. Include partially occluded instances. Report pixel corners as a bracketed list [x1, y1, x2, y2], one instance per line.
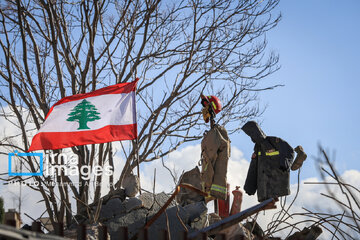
[135, 138, 141, 195]
[188, 198, 277, 239]
[131, 183, 209, 240]
[179, 183, 208, 197]
[144, 186, 181, 229]
[144, 184, 208, 229]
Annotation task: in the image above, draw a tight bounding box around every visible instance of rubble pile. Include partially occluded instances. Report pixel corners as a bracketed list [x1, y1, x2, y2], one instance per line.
[102, 192, 207, 239]
[68, 191, 208, 240]
[61, 170, 320, 240]
[64, 168, 261, 240]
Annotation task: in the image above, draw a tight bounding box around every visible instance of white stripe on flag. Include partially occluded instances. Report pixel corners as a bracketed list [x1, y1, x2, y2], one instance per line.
[38, 92, 136, 133]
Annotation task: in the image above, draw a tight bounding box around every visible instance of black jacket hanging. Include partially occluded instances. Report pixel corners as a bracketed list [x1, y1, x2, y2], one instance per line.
[242, 121, 294, 202]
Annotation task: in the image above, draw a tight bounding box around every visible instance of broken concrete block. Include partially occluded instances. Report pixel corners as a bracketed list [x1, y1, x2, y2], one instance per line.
[147, 204, 193, 240]
[207, 213, 252, 240]
[122, 173, 140, 197]
[176, 167, 204, 206]
[102, 192, 173, 239]
[124, 197, 143, 213]
[106, 188, 126, 202]
[216, 223, 253, 240]
[243, 220, 264, 238]
[104, 192, 206, 240]
[64, 223, 110, 240]
[138, 192, 155, 209]
[139, 192, 175, 212]
[208, 213, 221, 226]
[99, 198, 125, 220]
[111, 208, 148, 238]
[98, 192, 210, 240]
[183, 201, 208, 230]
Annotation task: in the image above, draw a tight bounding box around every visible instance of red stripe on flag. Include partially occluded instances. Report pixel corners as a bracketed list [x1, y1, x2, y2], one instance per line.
[28, 124, 137, 151]
[46, 80, 137, 119]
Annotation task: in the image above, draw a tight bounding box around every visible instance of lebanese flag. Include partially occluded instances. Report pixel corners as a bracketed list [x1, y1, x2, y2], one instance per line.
[28, 80, 138, 151]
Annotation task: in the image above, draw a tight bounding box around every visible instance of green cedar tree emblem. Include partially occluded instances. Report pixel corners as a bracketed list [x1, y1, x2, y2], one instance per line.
[67, 99, 101, 130]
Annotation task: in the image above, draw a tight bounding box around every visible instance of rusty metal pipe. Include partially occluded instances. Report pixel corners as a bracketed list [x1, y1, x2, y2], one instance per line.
[144, 186, 181, 229]
[179, 183, 208, 197]
[188, 198, 277, 239]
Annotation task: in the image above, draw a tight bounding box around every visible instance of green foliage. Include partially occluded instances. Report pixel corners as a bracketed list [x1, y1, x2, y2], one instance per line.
[67, 99, 101, 130]
[0, 197, 4, 224]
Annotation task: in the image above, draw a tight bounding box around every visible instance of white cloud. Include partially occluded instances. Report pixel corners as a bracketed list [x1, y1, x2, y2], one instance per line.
[139, 144, 202, 193]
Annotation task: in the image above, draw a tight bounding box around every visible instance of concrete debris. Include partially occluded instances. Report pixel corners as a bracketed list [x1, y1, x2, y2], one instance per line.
[107, 208, 148, 238]
[64, 223, 110, 240]
[104, 187, 126, 203]
[124, 197, 143, 213]
[89, 188, 126, 211]
[188, 198, 277, 240]
[65, 190, 294, 240]
[96, 191, 207, 239]
[183, 201, 208, 230]
[122, 173, 140, 197]
[210, 213, 253, 240]
[147, 204, 194, 240]
[8, 188, 320, 240]
[208, 213, 222, 226]
[176, 167, 204, 206]
[98, 198, 125, 220]
[138, 192, 174, 210]
[72, 188, 126, 224]
[243, 220, 264, 238]
[215, 223, 253, 240]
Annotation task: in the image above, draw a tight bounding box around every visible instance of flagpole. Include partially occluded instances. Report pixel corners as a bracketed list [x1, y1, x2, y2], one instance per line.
[135, 138, 141, 195]
[134, 78, 141, 195]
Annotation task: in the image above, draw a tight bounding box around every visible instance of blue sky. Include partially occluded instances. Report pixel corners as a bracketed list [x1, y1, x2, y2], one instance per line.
[233, 0, 360, 181]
